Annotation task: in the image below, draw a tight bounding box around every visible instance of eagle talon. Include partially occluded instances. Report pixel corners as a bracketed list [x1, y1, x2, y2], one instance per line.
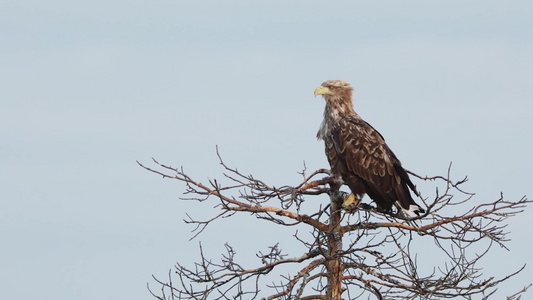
[342, 193, 361, 213]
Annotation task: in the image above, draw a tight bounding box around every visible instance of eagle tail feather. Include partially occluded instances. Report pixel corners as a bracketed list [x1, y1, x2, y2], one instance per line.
[395, 182, 425, 218]
[400, 203, 424, 218]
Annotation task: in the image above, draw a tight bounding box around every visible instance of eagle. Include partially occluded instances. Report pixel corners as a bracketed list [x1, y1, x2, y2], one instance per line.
[314, 80, 424, 218]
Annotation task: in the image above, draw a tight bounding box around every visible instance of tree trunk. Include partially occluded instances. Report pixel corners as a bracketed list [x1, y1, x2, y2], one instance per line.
[326, 190, 344, 300]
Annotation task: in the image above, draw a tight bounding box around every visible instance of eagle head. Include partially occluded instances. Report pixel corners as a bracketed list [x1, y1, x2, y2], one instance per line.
[314, 80, 354, 112]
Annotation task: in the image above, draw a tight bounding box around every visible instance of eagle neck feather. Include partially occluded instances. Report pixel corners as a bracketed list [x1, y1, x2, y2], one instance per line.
[317, 94, 358, 140]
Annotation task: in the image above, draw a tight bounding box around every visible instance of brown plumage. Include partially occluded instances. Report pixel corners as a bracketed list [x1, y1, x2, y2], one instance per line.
[314, 80, 424, 217]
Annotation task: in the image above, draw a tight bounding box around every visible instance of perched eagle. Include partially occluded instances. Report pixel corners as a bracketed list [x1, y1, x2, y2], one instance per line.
[314, 80, 424, 217]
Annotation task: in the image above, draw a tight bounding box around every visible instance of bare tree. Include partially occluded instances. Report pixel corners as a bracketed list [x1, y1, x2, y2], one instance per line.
[139, 148, 531, 300]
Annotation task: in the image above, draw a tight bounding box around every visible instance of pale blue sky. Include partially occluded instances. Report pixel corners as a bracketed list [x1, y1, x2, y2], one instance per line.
[1, 1, 532, 299]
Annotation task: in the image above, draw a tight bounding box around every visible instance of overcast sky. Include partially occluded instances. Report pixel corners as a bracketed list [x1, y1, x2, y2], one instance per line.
[1, 1, 532, 299]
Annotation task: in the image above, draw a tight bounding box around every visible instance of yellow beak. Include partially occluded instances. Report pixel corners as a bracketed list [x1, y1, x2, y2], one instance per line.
[314, 85, 331, 97]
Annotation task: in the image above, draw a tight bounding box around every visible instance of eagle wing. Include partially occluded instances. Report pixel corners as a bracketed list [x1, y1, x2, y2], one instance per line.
[326, 115, 417, 211]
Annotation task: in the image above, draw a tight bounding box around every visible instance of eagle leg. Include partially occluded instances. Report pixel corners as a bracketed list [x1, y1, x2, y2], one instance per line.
[342, 193, 361, 213]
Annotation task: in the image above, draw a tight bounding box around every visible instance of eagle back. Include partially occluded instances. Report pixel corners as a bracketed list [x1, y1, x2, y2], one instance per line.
[325, 114, 402, 194]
